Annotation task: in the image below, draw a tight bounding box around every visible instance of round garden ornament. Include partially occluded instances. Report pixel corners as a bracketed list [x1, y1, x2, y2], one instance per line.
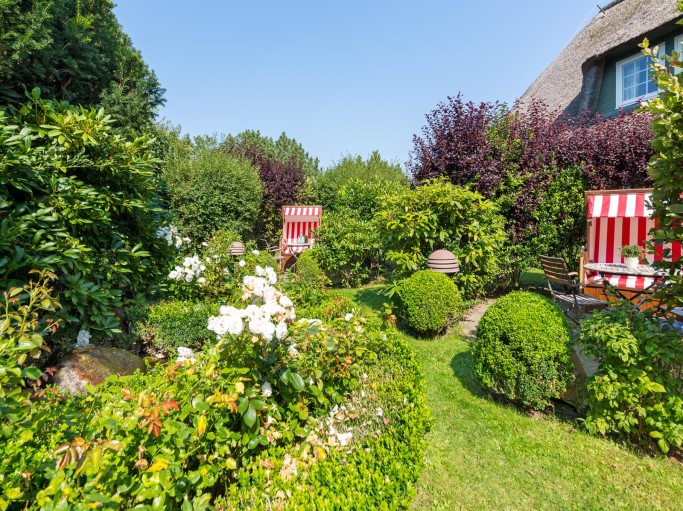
[426, 249, 460, 274]
[229, 242, 245, 256]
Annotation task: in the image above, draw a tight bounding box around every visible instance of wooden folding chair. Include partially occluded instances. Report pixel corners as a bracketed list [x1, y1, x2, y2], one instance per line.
[540, 255, 607, 324]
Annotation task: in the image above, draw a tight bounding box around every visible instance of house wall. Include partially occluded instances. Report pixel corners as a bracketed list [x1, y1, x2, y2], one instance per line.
[595, 30, 683, 116]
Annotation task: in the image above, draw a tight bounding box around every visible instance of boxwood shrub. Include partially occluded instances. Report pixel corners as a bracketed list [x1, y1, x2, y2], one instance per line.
[138, 300, 220, 352]
[472, 291, 572, 410]
[396, 270, 462, 336]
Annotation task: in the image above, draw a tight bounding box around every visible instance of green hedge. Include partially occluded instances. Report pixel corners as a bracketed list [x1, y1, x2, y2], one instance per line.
[396, 270, 462, 336]
[139, 300, 220, 352]
[472, 291, 572, 410]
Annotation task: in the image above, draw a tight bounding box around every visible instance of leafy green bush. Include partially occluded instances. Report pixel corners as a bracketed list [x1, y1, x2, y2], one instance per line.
[165, 147, 262, 242]
[578, 305, 683, 453]
[313, 151, 407, 212]
[396, 270, 462, 336]
[297, 293, 357, 323]
[641, 38, 683, 313]
[315, 213, 384, 287]
[139, 301, 220, 352]
[378, 179, 507, 298]
[0, 270, 429, 509]
[501, 165, 587, 280]
[0, 271, 60, 421]
[473, 291, 572, 410]
[280, 249, 328, 309]
[0, 92, 172, 334]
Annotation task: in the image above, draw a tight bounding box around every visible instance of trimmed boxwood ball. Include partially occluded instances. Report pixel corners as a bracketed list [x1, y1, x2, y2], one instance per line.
[472, 291, 573, 410]
[397, 270, 462, 335]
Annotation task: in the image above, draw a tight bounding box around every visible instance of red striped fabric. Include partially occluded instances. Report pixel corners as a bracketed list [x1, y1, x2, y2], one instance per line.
[588, 217, 679, 265]
[281, 206, 322, 255]
[586, 274, 656, 290]
[587, 193, 651, 218]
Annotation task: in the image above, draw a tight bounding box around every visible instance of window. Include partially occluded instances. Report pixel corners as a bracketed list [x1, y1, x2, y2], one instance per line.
[616, 46, 664, 108]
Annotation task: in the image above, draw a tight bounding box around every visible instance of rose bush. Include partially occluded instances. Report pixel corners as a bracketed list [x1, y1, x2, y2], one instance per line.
[0, 265, 429, 509]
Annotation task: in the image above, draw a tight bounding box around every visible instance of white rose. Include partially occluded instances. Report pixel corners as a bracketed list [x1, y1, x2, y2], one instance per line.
[344, 313, 353, 322]
[262, 381, 273, 398]
[265, 266, 277, 284]
[261, 321, 276, 341]
[288, 344, 300, 357]
[275, 321, 288, 340]
[238, 260, 246, 267]
[255, 265, 266, 277]
[197, 277, 206, 283]
[279, 295, 293, 308]
[252, 250, 260, 255]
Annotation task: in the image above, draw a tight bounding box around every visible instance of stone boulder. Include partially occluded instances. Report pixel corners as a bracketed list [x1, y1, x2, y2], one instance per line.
[54, 346, 146, 394]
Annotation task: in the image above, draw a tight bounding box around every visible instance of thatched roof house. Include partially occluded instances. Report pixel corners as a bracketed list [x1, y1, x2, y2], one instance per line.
[519, 0, 682, 117]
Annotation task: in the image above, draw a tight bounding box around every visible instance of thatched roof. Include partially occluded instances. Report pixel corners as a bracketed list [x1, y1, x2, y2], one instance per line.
[518, 0, 682, 116]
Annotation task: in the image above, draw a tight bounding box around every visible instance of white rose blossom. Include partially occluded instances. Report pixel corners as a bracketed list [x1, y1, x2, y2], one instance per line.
[262, 381, 273, 398]
[176, 347, 196, 363]
[238, 260, 246, 267]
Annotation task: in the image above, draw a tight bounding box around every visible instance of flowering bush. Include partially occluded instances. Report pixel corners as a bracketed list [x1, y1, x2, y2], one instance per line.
[0, 268, 429, 508]
[166, 230, 278, 303]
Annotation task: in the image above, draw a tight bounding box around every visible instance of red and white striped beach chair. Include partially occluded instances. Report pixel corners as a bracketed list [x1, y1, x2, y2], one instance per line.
[279, 205, 322, 270]
[582, 189, 681, 295]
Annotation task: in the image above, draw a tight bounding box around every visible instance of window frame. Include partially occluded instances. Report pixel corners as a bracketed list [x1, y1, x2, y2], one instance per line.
[675, 35, 683, 74]
[615, 45, 664, 108]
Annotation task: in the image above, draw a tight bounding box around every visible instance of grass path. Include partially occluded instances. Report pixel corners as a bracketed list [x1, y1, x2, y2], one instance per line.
[336, 286, 683, 511]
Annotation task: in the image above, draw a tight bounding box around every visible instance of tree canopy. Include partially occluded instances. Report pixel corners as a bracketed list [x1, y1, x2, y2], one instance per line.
[0, 0, 165, 131]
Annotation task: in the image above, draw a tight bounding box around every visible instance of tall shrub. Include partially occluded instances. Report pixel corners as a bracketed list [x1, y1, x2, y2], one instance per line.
[314, 151, 408, 212]
[0, 93, 172, 333]
[378, 179, 507, 297]
[314, 178, 402, 287]
[0, 0, 164, 131]
[408, 94, 653, 275]
[165, 147, 262, 243]
[222, 131, 315, 246]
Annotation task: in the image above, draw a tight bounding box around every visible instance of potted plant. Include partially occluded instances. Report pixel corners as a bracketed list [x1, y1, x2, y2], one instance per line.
[620, 244, 644, 270]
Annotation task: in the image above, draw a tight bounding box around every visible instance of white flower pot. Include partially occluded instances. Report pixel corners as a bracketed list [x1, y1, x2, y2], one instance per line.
[624, 257, 639, 271]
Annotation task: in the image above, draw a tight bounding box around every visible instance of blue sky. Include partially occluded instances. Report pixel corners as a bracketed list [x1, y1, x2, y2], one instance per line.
[114, 1, 602, 169]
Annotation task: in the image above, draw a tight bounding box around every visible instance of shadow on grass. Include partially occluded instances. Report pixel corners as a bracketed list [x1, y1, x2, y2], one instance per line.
[349, 286, 387, 313]
[450, 350, 486, 398]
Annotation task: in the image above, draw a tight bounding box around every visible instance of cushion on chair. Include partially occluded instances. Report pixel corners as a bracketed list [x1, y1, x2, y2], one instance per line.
[585, 274, 656, 291]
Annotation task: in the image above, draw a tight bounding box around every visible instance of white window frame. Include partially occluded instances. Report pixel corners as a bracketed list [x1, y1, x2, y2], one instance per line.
[615, 45, 664, 108]
[675, 35, 683, 74]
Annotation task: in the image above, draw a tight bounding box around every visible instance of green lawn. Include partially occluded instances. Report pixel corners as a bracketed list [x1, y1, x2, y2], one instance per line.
[336, 286, 683, 511]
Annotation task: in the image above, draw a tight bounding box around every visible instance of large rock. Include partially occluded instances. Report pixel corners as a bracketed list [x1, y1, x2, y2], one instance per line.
[54, 346, 146, 394]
